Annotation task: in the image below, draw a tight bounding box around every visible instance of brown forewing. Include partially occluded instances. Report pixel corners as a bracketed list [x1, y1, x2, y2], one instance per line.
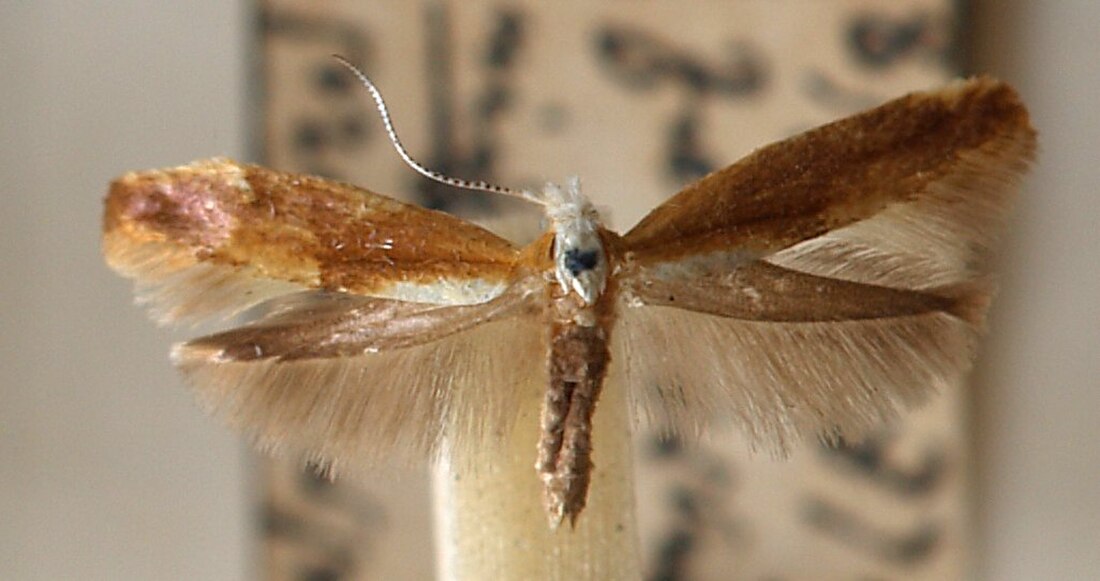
[622, 78, 1034, 265]
[104, 158, 520, 297]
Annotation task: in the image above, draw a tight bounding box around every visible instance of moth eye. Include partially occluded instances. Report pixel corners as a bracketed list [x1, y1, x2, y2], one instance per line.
[563, 248, 600, 275]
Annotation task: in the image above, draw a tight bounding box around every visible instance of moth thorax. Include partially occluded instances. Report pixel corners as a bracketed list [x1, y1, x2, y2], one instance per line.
[543, 179, 608, 307]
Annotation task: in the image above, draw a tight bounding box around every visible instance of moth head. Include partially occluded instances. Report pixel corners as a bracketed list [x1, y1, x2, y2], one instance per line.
[543, 178, 608, 305]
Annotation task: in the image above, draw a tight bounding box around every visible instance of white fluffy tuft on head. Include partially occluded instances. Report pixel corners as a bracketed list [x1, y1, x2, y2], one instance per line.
[542, 177, 597, 226]
[541, 179, 609, 308]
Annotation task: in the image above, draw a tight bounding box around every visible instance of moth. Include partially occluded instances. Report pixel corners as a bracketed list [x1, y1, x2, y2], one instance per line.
[103, 61, 1035, 528]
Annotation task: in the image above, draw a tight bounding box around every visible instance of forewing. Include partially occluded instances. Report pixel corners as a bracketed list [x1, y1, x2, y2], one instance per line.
[623, 78, 1036, 289]
[103, 158, 520, 324]
[616, 262, 988, 452]
[172, 277, 545, 471]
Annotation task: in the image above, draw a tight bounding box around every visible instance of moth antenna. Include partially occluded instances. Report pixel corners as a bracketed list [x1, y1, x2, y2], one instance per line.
[333, 55, 544, 206]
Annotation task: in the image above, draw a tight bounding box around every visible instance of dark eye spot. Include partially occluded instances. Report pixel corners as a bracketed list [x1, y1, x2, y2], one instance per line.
[564, 248, 600, 275]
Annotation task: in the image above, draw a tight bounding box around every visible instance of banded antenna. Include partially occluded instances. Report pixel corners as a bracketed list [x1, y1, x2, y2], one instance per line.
[333, 55, 544, 206]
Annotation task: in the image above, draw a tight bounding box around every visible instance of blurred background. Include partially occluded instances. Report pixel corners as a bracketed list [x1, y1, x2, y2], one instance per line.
[2, 1, 1097, 579]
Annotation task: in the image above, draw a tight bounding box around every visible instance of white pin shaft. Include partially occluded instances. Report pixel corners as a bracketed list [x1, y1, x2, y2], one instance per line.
[432, 371, 641, 580]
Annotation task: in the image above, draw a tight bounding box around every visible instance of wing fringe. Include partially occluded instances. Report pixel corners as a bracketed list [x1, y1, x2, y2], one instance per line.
[171, 300, 545, 476]
[614, 303, 979, 454]
[769, 127, 1035, 289]
[104, 236, 306, 326]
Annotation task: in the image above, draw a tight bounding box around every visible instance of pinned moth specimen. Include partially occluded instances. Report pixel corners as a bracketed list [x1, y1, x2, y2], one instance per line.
[103, 61, 1035, 527]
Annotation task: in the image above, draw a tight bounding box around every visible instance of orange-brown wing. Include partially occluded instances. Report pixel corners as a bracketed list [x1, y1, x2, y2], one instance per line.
[622, 78, 1035, 289]
[103, 158, 520, 324]
[614, 78, 1035, 453]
